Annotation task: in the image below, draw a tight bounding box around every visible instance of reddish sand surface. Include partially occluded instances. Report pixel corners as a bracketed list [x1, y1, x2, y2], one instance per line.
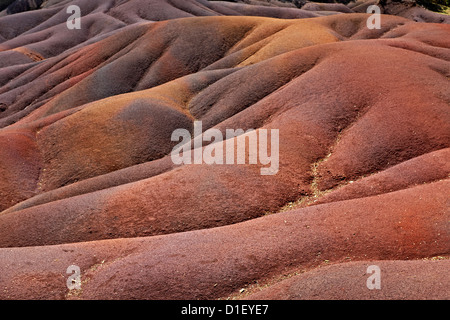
[0, 0, 448, 300]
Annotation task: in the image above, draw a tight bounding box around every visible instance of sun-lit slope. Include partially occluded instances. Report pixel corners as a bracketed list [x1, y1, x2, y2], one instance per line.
[0, 14, 448, 249]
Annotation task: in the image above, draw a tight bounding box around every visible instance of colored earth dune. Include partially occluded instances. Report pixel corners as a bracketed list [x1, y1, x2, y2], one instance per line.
[0, 0, 448, 300]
